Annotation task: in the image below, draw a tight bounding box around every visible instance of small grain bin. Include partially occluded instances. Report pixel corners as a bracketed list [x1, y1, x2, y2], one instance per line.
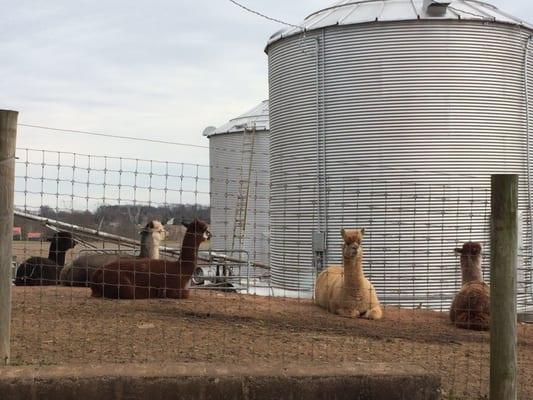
[205, 100, 270, 267]
[266, 0, 533, 309]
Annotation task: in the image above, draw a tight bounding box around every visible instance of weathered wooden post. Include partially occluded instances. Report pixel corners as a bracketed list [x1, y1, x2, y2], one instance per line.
[0, 110, 18, 366]
[490, 174, 518, 400]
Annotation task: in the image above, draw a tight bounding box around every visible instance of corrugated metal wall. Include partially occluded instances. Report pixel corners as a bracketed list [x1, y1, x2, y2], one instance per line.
[209, 132, 270, 266]
[268, 20, 533, 309]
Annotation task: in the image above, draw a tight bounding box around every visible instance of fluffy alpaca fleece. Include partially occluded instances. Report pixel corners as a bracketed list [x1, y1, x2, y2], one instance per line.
[314, 228, 382, 320]
[450, 242, 490, 331]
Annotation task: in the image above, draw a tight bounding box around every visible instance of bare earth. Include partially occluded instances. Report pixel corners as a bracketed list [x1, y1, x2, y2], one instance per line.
[9, 286, 533, 400]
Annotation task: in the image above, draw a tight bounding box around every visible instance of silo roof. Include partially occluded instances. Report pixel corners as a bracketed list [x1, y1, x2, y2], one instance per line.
[205, 100, 269, 137]
[267, 0, 533, 48]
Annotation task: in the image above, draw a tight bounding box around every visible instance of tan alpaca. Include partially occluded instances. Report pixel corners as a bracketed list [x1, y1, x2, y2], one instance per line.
[315, 228, 382, 320]
[450, 242, 490, 331]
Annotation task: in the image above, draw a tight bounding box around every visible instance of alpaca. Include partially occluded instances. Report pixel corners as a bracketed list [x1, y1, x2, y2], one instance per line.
[15, 231, 78, 286]
[90, 219, 210, 299]
[450, 242, 490, 331]
[60, 220, 166, 287]
[314, 228, 382, 319]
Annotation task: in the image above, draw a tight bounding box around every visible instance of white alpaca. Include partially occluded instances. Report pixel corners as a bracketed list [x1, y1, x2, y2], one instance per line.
[60, 220, 166, 286]
[315, 228, 382, 320]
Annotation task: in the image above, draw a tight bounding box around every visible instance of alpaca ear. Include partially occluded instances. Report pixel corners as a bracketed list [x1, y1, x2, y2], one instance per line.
[360, 228, 365, 235]
[340, 228, 346, 239]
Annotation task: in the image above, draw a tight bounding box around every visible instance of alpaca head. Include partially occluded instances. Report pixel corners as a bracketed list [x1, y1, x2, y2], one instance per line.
[455, 242, 482, 257]
[140, 220, 167, 243]
[341, 228, 364, 258]
[48, 231, 78, 252]
[182, 219, 211, 247]
[455, 241, 483, 283]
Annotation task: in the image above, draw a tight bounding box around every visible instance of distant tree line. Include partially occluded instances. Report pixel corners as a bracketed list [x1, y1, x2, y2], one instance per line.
[14, 204, 210, 239]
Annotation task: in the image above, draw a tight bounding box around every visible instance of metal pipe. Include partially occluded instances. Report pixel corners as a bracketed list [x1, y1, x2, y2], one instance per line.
[525, 34, 532, 302]
[319, 29, 328, 265]
[14, 210, 270, 270]
[307, 35, 322, 233]
[307, 35, 326, 238]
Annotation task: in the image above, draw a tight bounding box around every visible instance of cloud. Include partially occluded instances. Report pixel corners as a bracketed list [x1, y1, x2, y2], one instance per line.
[2, 0, 532, 209]
[4, 1, 320, 158]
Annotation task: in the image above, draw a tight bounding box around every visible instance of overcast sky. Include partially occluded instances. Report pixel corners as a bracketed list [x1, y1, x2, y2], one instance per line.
[1, 0, 532, 167]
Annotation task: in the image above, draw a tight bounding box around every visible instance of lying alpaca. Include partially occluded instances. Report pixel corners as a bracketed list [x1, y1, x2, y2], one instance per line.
[315, 228, 382, 319]
[15, 231, 78, 286]
[450, 242, 490, 331]
[60, 220, 166, 287]
[90, 219, 210, 299]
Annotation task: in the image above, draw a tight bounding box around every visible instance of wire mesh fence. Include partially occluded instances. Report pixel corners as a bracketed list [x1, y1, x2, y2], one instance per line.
[6, 145, 533, 399]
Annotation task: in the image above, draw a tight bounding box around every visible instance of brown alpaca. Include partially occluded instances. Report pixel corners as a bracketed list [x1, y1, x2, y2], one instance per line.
[90, 219, 210, 299]
[315, 228, 382, 319]
[450, 242, 490, 331]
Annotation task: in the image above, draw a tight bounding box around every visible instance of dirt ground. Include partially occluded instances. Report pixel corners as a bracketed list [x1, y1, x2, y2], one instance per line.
[9, 286, 533, 400]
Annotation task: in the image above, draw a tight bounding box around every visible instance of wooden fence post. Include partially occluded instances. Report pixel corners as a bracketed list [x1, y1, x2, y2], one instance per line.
[490, 174, 518, 400]
[0, 110, 18, 366]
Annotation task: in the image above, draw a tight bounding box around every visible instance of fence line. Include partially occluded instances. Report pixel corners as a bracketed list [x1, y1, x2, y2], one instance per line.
[3, 141, 533, 399]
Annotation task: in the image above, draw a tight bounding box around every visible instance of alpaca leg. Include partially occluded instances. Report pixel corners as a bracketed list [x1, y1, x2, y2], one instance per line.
[362, 305, 383, 320]
[90, 270, 104, 297]
[337, 307, 360, 318]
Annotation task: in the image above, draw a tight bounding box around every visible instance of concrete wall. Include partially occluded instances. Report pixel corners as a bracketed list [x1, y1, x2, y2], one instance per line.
[0, 362, 440, 400]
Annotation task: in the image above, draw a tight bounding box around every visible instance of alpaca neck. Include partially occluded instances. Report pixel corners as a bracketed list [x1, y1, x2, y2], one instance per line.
[180, 238, 199, 268]
[48, 244, 66, 266]
[139, 235, 160, 259]
[343, 250, 365, 287]
[177, 231, 201, 278]
[461, 255, 483, 284]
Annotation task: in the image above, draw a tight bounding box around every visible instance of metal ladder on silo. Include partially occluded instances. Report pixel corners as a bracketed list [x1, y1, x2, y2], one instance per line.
[230, 124, 256, 263]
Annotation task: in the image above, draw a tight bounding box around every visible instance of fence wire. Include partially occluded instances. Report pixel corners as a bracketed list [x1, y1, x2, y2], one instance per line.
[7, 146, 533, 399]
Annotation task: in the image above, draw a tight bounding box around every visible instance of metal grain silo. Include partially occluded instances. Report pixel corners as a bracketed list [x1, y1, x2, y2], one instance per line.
[266, 0, 533, 309]
[205, 100, 270, 267]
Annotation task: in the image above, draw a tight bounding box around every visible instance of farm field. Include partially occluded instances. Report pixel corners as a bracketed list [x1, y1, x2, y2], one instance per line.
[9, 286, 533, 400]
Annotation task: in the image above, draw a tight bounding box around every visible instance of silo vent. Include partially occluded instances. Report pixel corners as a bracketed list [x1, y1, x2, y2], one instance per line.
[423, 0, 451, 16]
